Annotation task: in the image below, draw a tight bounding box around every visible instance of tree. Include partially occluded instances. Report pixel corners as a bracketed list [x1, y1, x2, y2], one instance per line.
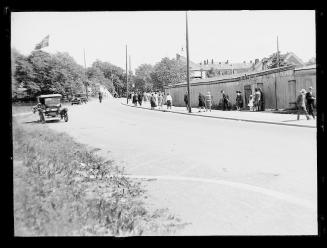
[150, 57, 186, 91]
[134, 64, 154, 92]
[267, 52, 291, 69]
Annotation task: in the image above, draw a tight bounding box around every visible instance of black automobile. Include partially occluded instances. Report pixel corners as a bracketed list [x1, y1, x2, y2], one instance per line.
[71, 93, 88, 105]
[33, 94, 68, 122]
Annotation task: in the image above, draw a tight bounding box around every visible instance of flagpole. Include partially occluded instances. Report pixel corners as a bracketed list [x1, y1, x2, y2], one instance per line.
[126, 45, 128, 104]
[186, 11, 191, 113]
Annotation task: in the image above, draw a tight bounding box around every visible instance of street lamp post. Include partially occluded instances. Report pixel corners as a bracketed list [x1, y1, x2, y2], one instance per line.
[186, 11, 191, 113]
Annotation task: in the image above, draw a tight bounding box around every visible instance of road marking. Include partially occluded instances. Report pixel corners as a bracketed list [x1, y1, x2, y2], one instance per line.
[124, 174, 316, 211]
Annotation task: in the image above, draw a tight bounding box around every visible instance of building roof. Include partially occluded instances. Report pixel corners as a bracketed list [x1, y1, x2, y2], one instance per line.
[38, 94, 62, 98]
[190, 62, 253, 71]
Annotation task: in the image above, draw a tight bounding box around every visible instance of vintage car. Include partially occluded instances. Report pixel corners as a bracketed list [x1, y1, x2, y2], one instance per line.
[71, 93, 88, 105]
[33, 94, 68, 123]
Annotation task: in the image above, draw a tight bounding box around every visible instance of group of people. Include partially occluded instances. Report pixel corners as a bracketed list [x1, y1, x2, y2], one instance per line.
[247, 88, 265, 112]
[130, 91, 173, 110]
[297, 86, 316, 120]
[183, 88, 265, 112]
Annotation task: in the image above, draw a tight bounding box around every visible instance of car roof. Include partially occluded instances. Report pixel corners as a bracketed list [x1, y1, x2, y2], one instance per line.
[39, 94, 62, 98]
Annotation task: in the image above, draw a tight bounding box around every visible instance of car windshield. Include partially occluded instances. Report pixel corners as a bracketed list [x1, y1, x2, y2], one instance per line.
[44, 97, 61, 106]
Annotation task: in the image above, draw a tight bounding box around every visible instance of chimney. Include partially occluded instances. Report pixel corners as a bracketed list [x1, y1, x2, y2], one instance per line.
[250, 60, 252, 64]
[206, 59, 209, 64]
[255, 58, 259, 64]
[243, 61, 246, 63]
[226, 60, 229, 64]
[204, 60, 206, 65]
[212, 59, 214, 64]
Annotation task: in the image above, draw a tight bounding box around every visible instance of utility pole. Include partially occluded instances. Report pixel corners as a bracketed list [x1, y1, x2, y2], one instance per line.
[275, 36, 279, 110]
[186, 11, 191, 113]
[126, 45, 128, 104]
[83, 48, 88, 99]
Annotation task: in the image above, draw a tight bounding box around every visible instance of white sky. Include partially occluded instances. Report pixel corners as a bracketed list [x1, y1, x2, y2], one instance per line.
[11, 10, 316, 71]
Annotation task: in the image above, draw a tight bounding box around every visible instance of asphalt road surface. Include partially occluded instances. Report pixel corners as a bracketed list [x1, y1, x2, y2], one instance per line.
[46, 98, 317, 235]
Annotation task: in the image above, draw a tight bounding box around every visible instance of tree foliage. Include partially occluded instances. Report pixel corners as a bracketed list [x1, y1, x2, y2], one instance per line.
[150, 57, 186, 91]
[267, 52, 291, 69]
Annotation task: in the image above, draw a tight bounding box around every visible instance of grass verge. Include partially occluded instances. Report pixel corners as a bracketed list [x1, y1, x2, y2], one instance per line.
[13, 118, 186, 236]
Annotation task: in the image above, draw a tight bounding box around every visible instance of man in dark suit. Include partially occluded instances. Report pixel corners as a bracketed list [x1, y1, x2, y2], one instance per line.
[305, 86, 316, 119]
[184, 92, 189, 111]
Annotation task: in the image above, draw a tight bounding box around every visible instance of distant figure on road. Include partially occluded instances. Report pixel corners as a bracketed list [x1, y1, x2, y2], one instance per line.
[235, 91, 243, 111]
[138, 92, 143, 106]
[198, 93, 206, 112]
[221, 90, 229, 111]
[258, 88, 265, 111]
[205, 92, 212, 112]
[166, 93, 172, 110]
[248, 95, 254, 111]
[305, 86, 316, 119]
[297, 89, 310, 120]
[158, 92, 164, 109]
[184, 92, 189, 111]
[132, 92, 138, 106]
[150, 93, 156, 110]
[98, 92, 103, 103]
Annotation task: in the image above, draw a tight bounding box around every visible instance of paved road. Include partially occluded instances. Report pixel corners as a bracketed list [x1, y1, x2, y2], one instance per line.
[41, 98, 317, 235]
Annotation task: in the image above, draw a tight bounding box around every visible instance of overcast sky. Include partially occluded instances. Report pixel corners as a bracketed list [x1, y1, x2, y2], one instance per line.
[11, 10, 316, 71]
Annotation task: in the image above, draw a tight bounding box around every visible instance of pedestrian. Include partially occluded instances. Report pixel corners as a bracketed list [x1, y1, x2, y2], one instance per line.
[198, 93, 206, 112]
[306, 86, 316, 119]
[166, 92, 172, 110]
[221, 90, 229, 111]
[296, 89, 310, 120]
[248, 95, 254, 111]
[235, 91, 243, 111]
[154, 92, 158, 107]
[184, 92, 189, 111]
[205, 91, 212, 112]
[258, 87, 265, 111]
[138, 92, 143, 106]
[254, 88, 261, 111]
[132, 92, 138, 106]
[98, 92, 103, 103]
[158, 92, 164, 109]
[150, 93, 156, 110]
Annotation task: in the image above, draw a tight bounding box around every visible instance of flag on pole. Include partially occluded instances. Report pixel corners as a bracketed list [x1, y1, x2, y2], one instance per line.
[35, 35, 49, 50]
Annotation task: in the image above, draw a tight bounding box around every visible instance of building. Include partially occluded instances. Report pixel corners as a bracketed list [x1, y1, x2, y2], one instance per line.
[252, 52, 305, 72]
[164, 64, 316, 110]
[176, 53, 254, 79]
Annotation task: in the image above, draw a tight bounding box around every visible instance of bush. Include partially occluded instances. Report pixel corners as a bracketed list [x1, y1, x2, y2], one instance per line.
[13, 120, 186, 236]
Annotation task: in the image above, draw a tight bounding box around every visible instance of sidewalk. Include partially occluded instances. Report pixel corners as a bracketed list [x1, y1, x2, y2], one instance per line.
[121, 100, 316, 128]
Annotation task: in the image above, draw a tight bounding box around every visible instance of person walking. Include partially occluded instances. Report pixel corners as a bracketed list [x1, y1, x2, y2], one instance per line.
[98, 92, 103, 103]
[138, 92, 143, 106]
[150, 93, 156, 110]
[198, 93, 206, 112]
[184, 92, 189, 111]
[258, 87, 265, 111]
[296, 89, 310, 120]
[205, 91, 212, 112]
[158, 92, 164, 109]
[235, 91, 243, 111]
[132, 92, 138, 106]
[306, 86, 316, 119]
[166, 93, 172, 110]
[248, 95, 254, 111]
[221, 90, 229, 111]
[254, 88, 261, 111]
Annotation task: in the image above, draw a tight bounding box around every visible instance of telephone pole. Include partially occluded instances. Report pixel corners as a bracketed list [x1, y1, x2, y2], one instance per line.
[275, 36, 280, 110]
[83, 48, 88, 99]
[126, 45, 128, 104]
[186, 11, 191, 113]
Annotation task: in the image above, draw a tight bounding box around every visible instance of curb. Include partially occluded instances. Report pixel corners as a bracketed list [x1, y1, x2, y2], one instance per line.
[121, 102, 316, 129]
